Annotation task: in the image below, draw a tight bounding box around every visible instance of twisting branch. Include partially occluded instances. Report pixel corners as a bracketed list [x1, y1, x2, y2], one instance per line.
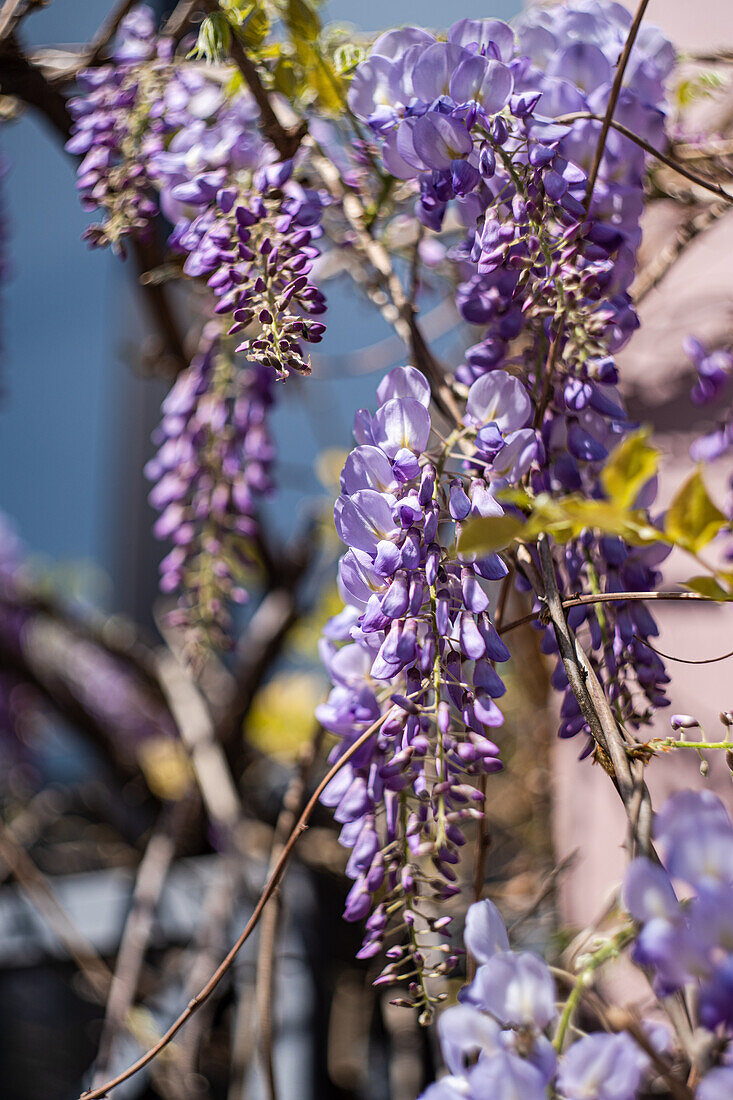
[313, 150, 460, 423]
[535, 537, 654, 858]
[79, 703, 401, 1100]
[254, 726, 325, 1100]
[201, 0, 306, 159]
[584, 0, 651, 204]
[559, 112, 733, 204]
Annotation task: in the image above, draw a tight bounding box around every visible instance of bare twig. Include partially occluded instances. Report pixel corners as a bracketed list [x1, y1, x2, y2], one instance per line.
[254, 726, 325, 1100]
[79, 703, 398, 1100]
[92, 799, 193, 1088]
[499, 588, 719, 637]
[585, 0, 651, 205]
[635, 635, 733, 665]
[156, 643, 244, 834]
[313, 150, 460, 423]
[558, 113, 733, 205]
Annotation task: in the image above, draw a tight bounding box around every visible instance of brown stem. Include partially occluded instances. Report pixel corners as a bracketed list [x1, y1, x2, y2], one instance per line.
[79, 705, 396, 1100]
[202, 0, 306, 160]
[584, 0, 651, 207]
[499, 588, 719, 636]
[558, 113, 733, 205]
[254, 727, 325, 1100]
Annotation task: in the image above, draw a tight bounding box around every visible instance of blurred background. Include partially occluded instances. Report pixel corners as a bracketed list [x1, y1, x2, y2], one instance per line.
[0, 1, 731, 1098]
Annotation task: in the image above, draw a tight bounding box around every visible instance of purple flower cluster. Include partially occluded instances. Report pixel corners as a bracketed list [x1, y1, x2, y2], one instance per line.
[145, 327, 274, 655]
[171, 160, 327, 380]
[346, 8, 674, 749]
[67, 5, 166, 251]
[420, 898, 651, 1100]
[317, 366, 542, 1009]
[542, 533, 671, 755]
[623, 791, 733, 1033]
[68, 5, 331, 648]
[686, 336, 733, 463]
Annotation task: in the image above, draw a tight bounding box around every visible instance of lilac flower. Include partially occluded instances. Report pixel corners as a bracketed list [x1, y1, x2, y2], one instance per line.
[317, 368, 512, 1011]
[418, 899, 655, 1100]
[623, 793, 733, 1028]
[67, 6, 165, 251]
[557, 1032, 649, 1100]
[685, 336, 732, 406]
[146, 328, 274, 656]
[697, 1067, 733, 1100]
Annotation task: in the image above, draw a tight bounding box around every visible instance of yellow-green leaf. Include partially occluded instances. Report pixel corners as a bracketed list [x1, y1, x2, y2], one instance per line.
[458, 514, 525, 555]
[285, 0, 320, 42]
[601, 428, 660, 509]
[665, 471, 727, 552]
[682, 575, 733, 600]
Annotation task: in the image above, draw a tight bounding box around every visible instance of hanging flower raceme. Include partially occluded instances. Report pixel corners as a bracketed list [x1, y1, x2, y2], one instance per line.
[145, 327, 274, 657]
[317, 365, 542, 1014]
[66, 5, 168, 252]
[173, 160, 327, 380]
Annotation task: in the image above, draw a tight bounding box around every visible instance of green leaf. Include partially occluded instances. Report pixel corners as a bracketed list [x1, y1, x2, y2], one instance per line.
[238, 3, 269, 48]
[272, 55, 299, 98]
[682, 576, 733, 600]
[664, 471, 727, 552]
[601, 428, 660, 509]
[285, 0, 320, 42]
[458, 514, 526, 555]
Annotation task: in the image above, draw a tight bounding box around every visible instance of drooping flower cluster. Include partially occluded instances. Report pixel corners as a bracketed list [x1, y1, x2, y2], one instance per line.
[345, 4, 674, 750]
[145, 327, 274, 654]
[348, 4, 673, 434]
[420, 898, 651, 1100]
[623, 790, 733, 1034]
[67, 5, 331, 648]
[317, 365, 550, 1008]
[420, 871, 733, 1100]
[67, 5, 165, 251]
[171, 160, 327, 379]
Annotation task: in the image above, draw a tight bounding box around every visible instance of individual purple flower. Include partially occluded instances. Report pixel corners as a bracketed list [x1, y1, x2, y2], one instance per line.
[556, 1032, 649, 1100]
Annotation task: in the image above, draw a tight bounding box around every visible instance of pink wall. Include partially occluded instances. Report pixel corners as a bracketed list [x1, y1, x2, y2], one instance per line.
[549, 0, 733, 927]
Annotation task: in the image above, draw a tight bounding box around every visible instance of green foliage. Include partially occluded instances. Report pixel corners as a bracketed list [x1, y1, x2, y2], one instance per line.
[683, 575, 733, 600]
[664, 470, 727, 553]
[190, 13, 232, 63]
[601, 428, 660, 510]
[459, 514, 526, 554]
